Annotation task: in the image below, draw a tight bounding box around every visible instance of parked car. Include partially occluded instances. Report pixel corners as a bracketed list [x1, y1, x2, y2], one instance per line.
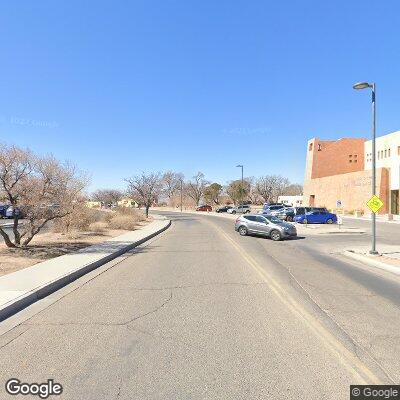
[262, 204, 290, 215]
[234, 214, 297, 241]
[216, 205, 232, 213]
[0, 205, 10, 218]
[5, 206, 22, 219]
[280, 206, 327, 219]
[263, 202, 285, 207]
[275, 207, 296, 222]
[196, 205, 212, 212]
[227, 204, 251, 214]
[294, 210, 337, 224]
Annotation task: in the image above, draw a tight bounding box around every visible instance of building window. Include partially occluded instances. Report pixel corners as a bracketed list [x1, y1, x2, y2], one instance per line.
[309, 143, 313, 151]
[388, 148, 391, 157]
[354, 159, 357, 163]
[398, 146, 400, 156]
[317, 144, 322, 151]
[385, 149, 387, 158]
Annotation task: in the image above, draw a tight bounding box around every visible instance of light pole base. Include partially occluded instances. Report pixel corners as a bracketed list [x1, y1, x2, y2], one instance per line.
[369, 250, 379, 255]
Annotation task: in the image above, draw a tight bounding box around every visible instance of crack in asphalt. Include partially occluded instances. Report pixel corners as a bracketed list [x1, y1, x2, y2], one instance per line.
[23, 291, 173, 327]
[21, 282, 268, 328]
[0, 327, 31, 351]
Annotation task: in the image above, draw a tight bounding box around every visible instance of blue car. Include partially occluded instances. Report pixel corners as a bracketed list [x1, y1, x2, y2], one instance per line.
[294, 210, 337, 224]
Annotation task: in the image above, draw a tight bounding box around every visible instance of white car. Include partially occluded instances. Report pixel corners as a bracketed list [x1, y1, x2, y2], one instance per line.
[227, 205, 251, 214]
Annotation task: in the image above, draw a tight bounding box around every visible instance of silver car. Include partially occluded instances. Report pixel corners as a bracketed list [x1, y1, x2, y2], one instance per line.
[234, 213, 297, 241]
[227, 204, 251, 214]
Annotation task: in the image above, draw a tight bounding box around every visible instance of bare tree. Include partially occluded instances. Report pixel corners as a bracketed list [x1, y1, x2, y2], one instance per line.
[0, 145, 32, 247]
[0, 144, 88, 247]
[282, 183, 303, 196]
[245, 177, 261, 205]
[255, 175, 290, 203]
[126, 172, 163, 217]
[186, 172, 208, 206]
[162, 171, 184, 204]
[92, 188, 124, 206]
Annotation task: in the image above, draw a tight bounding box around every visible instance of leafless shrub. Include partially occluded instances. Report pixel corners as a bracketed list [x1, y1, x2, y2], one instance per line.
[116, 207, 146, 221]
[53, 206, 107, 233]
[109, 215, 137, 230]
[88, 221, 108, 233]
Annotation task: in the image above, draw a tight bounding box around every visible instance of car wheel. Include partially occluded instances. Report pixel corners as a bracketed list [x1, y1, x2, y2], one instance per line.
[238, 226, 248, 236]
[232, 211, 236, 214]
[302, 219, 308, 224]
[326, 218, 333, 224]
[270, 230, 282, 241]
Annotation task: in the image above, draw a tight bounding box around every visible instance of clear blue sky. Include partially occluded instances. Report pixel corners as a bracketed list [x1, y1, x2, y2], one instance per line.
[1, 1, 399, 191]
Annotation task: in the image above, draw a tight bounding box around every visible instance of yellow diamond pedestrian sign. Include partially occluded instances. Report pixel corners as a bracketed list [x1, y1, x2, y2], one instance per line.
[366, 195, 384, 213]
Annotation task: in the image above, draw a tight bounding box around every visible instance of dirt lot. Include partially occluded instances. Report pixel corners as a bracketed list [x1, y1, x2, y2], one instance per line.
[0, 220, 151, 277]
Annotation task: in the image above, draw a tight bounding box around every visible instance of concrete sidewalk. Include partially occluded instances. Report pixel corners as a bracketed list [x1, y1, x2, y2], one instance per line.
[0, 215, 171, 321]
[343, 245, 400, 276]
[343, 215, 400, 224]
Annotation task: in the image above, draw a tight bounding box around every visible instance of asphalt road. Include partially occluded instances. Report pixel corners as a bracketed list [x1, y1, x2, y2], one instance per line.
[0, 212, 399, 399]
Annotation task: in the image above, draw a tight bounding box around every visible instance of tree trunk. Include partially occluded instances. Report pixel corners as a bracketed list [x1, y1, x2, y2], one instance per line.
[0, 226, 16, 248]
[145, 205, 150, 218]
[12, 214, 21, 245]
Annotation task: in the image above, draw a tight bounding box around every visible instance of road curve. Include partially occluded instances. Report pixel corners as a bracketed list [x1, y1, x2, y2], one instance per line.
[0, 212, 399, 399]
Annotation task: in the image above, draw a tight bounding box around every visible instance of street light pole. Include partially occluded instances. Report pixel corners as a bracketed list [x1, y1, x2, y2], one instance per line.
[236, 164, 244, 205]
[180, 178, 183, 212]
[353, 81, 378, 254]
[371, 83, 377, 254]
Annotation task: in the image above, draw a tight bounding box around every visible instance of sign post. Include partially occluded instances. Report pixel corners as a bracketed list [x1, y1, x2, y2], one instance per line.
[366, 195, 384, 253]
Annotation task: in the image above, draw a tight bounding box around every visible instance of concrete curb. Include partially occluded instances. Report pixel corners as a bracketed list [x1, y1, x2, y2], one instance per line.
[0, 223, 14, 228]
[343, 250, 400, 276]
[0, 217, 171, 322]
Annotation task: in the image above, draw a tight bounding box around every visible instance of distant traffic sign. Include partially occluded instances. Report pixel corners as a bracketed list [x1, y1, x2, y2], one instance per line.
[336, 200, 342, 208]
[366, 195, 384, 213]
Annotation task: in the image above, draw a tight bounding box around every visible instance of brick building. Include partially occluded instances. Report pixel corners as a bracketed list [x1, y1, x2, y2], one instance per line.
[302, 132, 400, 214]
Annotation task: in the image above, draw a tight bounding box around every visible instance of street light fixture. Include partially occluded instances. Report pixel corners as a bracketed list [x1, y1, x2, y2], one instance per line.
[353, 82, 372, 90]
[353, 81, 378, 254]
[236, 165, 244, 206]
